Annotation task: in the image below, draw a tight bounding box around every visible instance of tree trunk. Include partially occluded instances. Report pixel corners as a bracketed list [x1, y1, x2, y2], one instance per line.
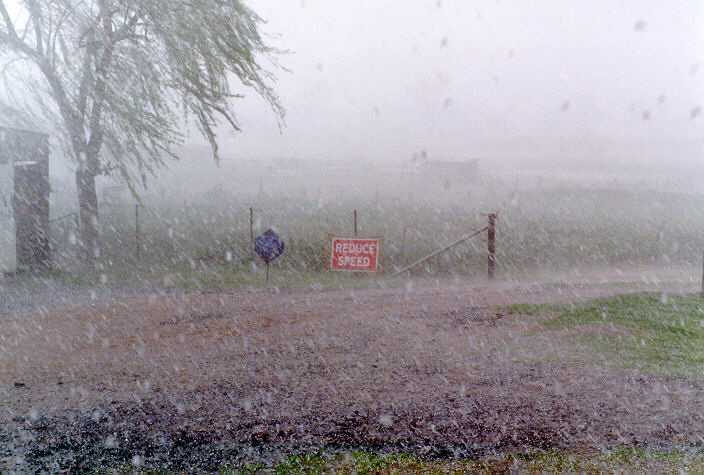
[75, 169, 99, 265]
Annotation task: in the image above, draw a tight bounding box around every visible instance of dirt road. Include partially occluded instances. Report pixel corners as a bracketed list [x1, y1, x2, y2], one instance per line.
[1, 276, 702, 471]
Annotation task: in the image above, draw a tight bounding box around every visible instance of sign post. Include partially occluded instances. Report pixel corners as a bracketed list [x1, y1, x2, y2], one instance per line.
[253, 229, 285, 282]
[329, 236, 381, 272]
[353, 209, 357, 236]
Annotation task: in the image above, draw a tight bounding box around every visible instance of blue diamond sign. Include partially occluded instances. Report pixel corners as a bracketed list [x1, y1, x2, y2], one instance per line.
[253, 229, 285, 264]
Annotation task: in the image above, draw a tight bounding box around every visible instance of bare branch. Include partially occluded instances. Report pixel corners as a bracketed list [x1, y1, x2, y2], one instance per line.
[0, 0, 35, 56]
[24, 0, 44, 54]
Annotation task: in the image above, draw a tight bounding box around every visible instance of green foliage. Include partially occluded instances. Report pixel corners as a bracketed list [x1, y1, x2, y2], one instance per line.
[220, 448, 704, 473]
[481, 447, 704, 472]
[0, 0, 281, 186]
[507, 292, 704, 375]
[0, 0, 282, 260]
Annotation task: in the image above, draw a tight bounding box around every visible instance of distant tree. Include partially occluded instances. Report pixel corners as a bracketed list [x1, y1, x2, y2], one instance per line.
[0, 0, 283, 263]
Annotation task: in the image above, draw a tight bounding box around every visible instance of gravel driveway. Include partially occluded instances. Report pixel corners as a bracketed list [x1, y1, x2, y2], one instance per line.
[1, 274, 702, 471]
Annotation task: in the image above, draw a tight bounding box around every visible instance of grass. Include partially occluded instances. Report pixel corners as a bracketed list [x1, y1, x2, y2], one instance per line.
[45, 262, 471, 291]
[35, 447, 704, 473]
[506, 292, 704, 376]
[49, 185, 704, 285]
[219, 447, 704, 473]
[484, 447, 704, 473]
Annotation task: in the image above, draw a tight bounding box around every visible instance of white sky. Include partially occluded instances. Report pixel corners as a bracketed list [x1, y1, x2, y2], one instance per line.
[213, 0, 704, 162]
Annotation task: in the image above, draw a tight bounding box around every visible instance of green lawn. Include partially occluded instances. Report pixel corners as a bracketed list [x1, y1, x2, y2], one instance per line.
[94, 447, 704, 473]
[506, 292, 704, 376]
[220, 447, 704, 473]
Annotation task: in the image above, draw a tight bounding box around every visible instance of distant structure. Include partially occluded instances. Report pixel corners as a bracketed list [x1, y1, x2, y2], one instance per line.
[0, 124, 51, 274]
[100, 183, 127, 206]
[421, 158, 480, 189]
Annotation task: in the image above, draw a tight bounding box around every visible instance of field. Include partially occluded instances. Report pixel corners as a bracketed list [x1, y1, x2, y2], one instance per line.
[2, 158, 702, 470]
[49, 157, 704, 287]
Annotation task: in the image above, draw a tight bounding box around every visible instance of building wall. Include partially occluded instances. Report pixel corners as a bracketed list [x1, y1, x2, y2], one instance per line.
[0, 160, 16, 273]
[0, 127, 50, 274]
[7, 129, 51, 272]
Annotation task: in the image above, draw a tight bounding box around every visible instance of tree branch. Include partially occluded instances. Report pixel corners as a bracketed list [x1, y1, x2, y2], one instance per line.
[76, 28, 95, 119]
[84, 7, 145, 170]
[86, 29, 117, 172]
[24, 0, 44, 54]
[112, 11, 142, 42]
[0, 0, 36, 56]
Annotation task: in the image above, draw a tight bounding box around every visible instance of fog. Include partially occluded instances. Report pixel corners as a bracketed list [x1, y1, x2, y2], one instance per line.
[209, 0, 703, 164]
[40, 0, 703, 189]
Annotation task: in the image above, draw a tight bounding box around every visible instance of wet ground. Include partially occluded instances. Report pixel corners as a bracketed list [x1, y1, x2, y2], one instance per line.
[1, 273, 702, 471]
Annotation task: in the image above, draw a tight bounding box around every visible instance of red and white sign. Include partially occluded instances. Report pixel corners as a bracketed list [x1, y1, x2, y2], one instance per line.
[329, 236, 381, 271]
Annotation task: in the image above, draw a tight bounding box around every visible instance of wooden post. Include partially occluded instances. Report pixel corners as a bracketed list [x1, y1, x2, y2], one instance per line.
[354, 209, 358, 236]
[135, 204, 140, 260]
[353, 210, 359, 278]
[701, 248, 704, 300]
[488, 213, 496, 280]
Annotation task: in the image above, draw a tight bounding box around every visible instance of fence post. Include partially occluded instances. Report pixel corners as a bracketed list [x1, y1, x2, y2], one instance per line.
[354, 209, 357, 236]
[488, 213, 496, 280]
[250, 207, 254, 257]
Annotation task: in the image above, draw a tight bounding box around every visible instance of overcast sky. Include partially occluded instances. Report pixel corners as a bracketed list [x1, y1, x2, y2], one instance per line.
[210, 0, 703, 162]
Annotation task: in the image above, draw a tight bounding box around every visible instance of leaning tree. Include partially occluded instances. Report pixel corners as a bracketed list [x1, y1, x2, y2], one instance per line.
[0, 0, 283, 262]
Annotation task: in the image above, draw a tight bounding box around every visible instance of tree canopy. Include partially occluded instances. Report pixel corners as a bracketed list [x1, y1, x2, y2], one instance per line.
[0, 0, 283, 259]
